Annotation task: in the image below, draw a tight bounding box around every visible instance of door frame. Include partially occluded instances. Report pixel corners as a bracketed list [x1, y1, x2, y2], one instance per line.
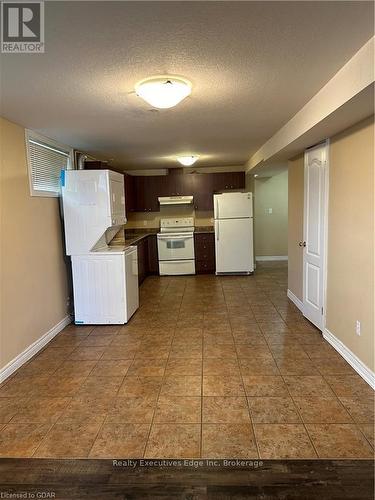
[302, 139, 330, 331]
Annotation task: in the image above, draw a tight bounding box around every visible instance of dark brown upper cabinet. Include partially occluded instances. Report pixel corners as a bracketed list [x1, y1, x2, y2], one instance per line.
[141, 175, 166, 212]
[124, 174, 136, 213]
[213, 172, 245, 192]
[124, 170, 245, 214]
[167, 169, 194, 196]
[130, 175, 168, 212]
[192, 173, 214, 211]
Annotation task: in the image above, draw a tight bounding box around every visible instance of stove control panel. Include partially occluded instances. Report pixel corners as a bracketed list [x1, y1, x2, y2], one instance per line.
[160, 217, 194, 229]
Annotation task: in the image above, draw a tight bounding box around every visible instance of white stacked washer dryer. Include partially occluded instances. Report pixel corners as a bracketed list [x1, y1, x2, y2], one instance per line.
[157, 217, 195, 275]
[61, 169, 139, 324]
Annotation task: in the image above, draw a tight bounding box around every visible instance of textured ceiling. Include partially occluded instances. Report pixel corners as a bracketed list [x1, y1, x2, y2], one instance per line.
[1, 1, 373, 170]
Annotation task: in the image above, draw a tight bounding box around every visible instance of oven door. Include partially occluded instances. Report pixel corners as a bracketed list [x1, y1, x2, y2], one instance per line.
[157, 233, 194, 261]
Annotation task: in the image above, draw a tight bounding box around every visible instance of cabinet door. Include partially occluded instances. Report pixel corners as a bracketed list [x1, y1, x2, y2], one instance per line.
[124, 174, 136, 213]
[135, 176, 167, 212]
[194, 233, 215, 273]
[167, 170, 183, 196]
[231, 172, 245, 189]
[147, 235, 159, 274]
[193, 174, 214, 211]
[165, 170, 194, 196]
[144, 176, 166, 211]
[195, 259, 215, 274]
[142, 177, 156, 212]
[212, 173, 229, 192]
[213, 172, 245, 192]
[133, 177, 147, 212]
[194, 233, 215, 258]
[180, 173, 195, 196]
[137, 238, 149, 285]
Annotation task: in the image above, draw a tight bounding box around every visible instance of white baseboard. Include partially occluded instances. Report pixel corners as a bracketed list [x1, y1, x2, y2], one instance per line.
[323, 328, 375, 390]
[256, 256, 288, 261]
[287, 289, 304, 312]
[0, 315, 71, 384]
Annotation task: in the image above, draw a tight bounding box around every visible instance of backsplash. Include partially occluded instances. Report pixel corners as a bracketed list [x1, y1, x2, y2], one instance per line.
[125, 206, 214, 229]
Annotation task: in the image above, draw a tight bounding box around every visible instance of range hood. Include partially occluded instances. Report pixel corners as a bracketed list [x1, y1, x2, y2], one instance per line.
[158, 195, 193, 206]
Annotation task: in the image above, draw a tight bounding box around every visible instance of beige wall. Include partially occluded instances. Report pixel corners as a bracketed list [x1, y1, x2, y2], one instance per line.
[287, 154, 304, 300]
[287, 116, 374, 371]
[326, 117, 374, 370]
[0, 117, 69, 370]
[253, 170, 288, 257]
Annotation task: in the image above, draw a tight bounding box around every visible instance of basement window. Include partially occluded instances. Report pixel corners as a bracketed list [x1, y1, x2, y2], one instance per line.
[26, 130, 73, 197]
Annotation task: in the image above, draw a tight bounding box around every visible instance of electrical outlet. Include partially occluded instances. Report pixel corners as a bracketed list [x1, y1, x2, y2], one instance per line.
[355, 320, 361, 336]
[143, 221, 147, 226]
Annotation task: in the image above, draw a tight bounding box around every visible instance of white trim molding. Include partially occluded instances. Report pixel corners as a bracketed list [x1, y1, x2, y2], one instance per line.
[0, 315, 71, 384]
[287, 289, 304, 313]
[323, 328, 375, 390]
[256, 255, 288, 261]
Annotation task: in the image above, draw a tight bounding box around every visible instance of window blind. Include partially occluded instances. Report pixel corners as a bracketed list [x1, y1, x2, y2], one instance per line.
[28, 138, 70, 196]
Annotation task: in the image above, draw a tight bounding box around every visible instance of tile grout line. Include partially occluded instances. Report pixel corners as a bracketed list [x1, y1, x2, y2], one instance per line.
[6, 265, 374, 459]
[232, 280, 261, 459]
[259, 306, 322, 458]
[142, 278, 185, 458]
[249, 281, 320, 458]
[82, 288, 163, 459]
[85, 371, 128, 459]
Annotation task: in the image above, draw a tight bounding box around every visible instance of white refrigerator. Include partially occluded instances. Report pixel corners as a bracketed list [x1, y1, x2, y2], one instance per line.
[214, 192, 254, 274]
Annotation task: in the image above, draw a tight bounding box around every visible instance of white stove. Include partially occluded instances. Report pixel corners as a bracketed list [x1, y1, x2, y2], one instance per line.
[157, 217, 195, 275]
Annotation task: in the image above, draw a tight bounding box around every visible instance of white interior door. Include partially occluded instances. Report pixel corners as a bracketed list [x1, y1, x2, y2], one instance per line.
[303, 141, 328, 330]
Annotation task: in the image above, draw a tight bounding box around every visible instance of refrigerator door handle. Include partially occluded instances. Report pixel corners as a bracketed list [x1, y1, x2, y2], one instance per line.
[216, 198, 219, 219]
[216, 221, 219, 241]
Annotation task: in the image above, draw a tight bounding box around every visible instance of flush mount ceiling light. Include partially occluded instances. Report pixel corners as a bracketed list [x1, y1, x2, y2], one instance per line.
[177, 155, 199, 166]
[135, 75, 192, 109]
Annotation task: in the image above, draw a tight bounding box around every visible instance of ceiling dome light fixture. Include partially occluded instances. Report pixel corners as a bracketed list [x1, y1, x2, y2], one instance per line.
[177, 155, 199, 166]
[135, 75, 192, 109]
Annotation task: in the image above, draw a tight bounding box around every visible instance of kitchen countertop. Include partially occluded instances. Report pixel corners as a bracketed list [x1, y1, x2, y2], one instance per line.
[124, 233, 153, 246]
[95, 226, 215, 252]
[122, 227, 215, 245]
[194, 226, 214, 234]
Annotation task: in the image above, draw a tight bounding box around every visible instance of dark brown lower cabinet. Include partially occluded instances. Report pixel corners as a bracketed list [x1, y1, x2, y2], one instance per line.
[194, 233, 215, 274]
[136, 237, 149, 285]
[147, 235, 159, 274]
[136, 235, 159, 285]
[136, 233, 215, 283]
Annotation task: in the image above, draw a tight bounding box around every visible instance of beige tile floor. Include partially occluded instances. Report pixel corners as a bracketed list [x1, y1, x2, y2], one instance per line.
[0, 263, 373, 459]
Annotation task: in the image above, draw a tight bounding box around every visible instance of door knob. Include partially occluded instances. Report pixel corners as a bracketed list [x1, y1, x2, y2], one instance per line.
[299, 241, 306, 247]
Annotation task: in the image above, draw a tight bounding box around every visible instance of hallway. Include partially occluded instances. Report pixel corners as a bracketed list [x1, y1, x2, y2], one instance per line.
[0, 263, 373, 458]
